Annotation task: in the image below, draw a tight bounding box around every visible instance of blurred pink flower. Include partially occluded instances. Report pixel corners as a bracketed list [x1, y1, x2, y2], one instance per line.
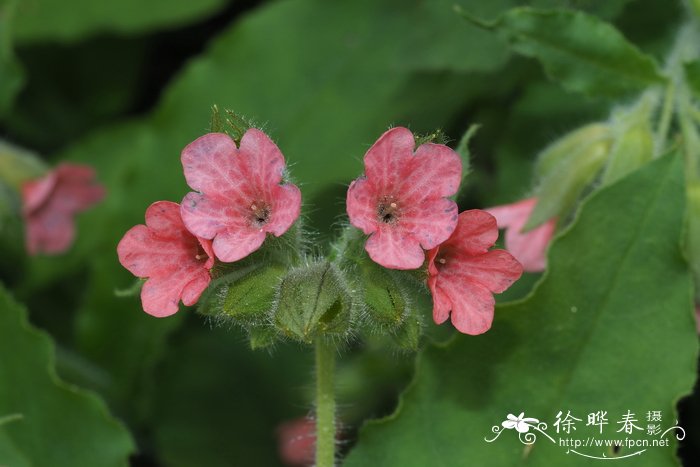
[277, 418, 316, 466]
[180, 130, 301, 263]
[428, 210, 523, 335]
[485, 197, 555, 273]
[21, 163, 105, 255]
[117, 201, 214, 317]
[346, 127, 462, 270]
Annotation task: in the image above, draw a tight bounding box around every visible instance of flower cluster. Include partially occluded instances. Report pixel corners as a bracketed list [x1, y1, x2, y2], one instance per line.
[118, 129, 301, 317]
[346, 128, 523, 335]
[118, 123, 528, 336]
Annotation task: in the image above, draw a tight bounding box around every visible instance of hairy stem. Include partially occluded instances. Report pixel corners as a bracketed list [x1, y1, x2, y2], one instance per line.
[315, 339, 336, 467]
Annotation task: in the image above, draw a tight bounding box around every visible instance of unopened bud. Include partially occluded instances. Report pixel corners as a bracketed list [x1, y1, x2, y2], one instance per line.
[525, 138, 610, 231]
[602, 101, 654, 185]
[535, 123, 612, 180]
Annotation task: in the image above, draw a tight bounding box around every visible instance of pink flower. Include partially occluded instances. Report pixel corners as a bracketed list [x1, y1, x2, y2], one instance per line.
[180, 130, 301, 263]
[276, 418, 316, 466]
[21, 163, 105, 255]
[428, 210, 523, 335]
[117, 201, 214, 317]
[346, 127, 462, 270]
[485, 197, 556, 273]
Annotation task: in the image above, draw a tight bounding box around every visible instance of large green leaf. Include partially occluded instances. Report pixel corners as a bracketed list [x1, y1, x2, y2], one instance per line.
[461, 7, 666, 98]
[12, 0, 228, 43]
[0, 285, 134, 466]
[346, 152, 696, 466]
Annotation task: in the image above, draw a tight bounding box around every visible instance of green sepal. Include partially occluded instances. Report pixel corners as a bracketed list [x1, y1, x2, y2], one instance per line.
[273, 261, 355, 344]
[209, 105, 258, 145]
[525, 138, 610, 230]
[389, 313, 423, 352]
[113, 278, 144, 298]
[199, 264, 286, 324]
[534, 123, 612, 180]
[248, 325, 279, 350]
[601, 101, 654, 185]
[358, 262, 409, 329]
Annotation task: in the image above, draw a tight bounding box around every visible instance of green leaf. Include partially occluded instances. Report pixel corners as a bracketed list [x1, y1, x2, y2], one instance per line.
[0, 0, 23, 115]
[346, 152, 696, 466]
[0, 285, 134, 466]
[12, 0, 228, 43]
[396, 0, 512, 72]
[461, 7, 666, 97]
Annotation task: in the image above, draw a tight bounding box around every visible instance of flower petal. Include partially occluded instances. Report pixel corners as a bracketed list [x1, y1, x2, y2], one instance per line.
[180, 270, 212, 306]
[22, 171, 57, 214]
[25, 208, 75, 255]
[180, 191, 241, 240]
[346, 177, 378, 235]
[401, 197, 458, 250]
[211, 227, 267, 263]
[267, 183, 302, 237]
[439, 277, 496, 335]
[485, 198, 555, 272]
[485, 198, 536, 229]
[141, 275, 184, 317]
[443, 210, 498, 255]
[399, 142, 462, 202]
[365, 227, 424, 270]
[429, 277, 451, 325]
[238, 128, 286, 189]
[363, 127, 415, 194]
[504, 218, 555, 273]
[117, 201, 208, 277]
[445, 249, 523, 293]
[145, 201, 192, 241]
[181, 133, 243, 198]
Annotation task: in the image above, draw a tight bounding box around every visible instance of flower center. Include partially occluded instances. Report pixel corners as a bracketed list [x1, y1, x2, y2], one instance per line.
[248, 201, 271, 228]
[434, 256, 447, 270]
[194, 244, 208, 262]
[377, 196, 401, 225]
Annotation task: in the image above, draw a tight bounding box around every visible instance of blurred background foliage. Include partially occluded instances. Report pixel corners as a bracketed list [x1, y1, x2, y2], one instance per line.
[0, 0, 698, 465]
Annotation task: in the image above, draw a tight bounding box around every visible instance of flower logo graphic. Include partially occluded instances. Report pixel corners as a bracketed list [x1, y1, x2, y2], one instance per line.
[501, 413, 540, 433]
